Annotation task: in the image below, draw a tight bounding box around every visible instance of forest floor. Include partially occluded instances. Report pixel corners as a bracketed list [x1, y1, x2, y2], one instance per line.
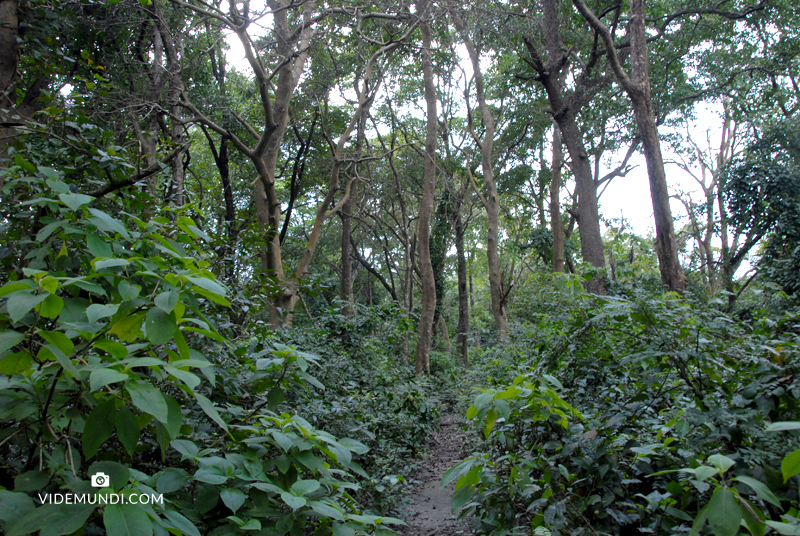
[400, 413, 474, 536]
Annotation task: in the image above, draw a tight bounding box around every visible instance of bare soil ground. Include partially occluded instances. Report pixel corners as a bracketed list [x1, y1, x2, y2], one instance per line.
[400, 413, 474, 536]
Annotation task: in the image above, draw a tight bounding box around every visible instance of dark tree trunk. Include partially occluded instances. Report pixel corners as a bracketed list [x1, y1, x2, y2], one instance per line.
[550, 123, 565, 273]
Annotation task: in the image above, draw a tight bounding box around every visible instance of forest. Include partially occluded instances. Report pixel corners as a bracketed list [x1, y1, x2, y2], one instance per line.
[1, 0, 800, 534]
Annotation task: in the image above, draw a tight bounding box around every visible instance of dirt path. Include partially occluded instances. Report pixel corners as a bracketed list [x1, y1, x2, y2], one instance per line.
[401, 413, 474, 536]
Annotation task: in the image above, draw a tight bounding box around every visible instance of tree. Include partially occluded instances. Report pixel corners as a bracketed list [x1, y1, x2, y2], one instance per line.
[572, 0, 686, 292]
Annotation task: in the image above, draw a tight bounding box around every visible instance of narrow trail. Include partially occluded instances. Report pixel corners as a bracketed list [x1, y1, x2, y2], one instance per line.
[401, 413, 474, 536]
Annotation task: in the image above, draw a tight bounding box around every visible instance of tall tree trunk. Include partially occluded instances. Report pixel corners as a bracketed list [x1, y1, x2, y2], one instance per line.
[550, 123, 565, 273]
[573, 0, 685, 291]
[455, 207, 469, 367]
[414, 0, 437, 375]
[523, 0, 606, 292]
[453, 8, 509, 337]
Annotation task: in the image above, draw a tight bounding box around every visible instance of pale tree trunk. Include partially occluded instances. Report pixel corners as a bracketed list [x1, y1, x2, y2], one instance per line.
[573, 0, 686, 291]
[453, 8, 509, 337]
[455, 207, 469, 367]
[550, 123, 565, 273]
[340, 115, 366, 318]
[414, 0, 437, 375]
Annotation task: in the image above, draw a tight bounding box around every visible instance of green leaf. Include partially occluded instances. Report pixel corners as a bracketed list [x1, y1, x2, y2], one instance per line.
[7, 504, 59, 536]
[38, 331, 74, 356]
[184, 275, 227, 296]
[86, 303, 120, 323]
[0, 330, 25, 354]
[102, 504, 152, 536]
[145, 308, 176, 345]
[87, 234, 112, 258]
[7, 290, 48, 323]
[707, 488, 742, 536]
[154, 290, 179, 314]
[94, 339, 128, 359]
[291, 480, 320, 496]
[192, 286, 231, 307]
[0, 351, 33, 375]
[194, 392, 228, 432]
[695, 466, 719, 482]
[83, 399, 116, 458]
[59, 193, 94, 211]
[332, 523, 356, 536]
[94, 258, 130, 271]
[165, 365, 201, 389]
[14, 471, 50, 492]
[0, 491, 35, 530]
[163, 510, 200, 536]
[765, 521, 800, 535]
[690, 504, 710, 536]
[90, 368, 129, 392]
[115, 407, 140, 457]
[268, 387, 285, 410]
[40, 503, 96, 536]
[450, 481, 474, 513]
[767, 422, 800, 432]
[309, 500, 344, 521]
[708, 454, 735, 474]
[740, 498, 766, 536]
[782, 449, 800, 483]
[164, 394, 183, 439]
[280, 491, 307, 511]
[126, 381, 169, 424]
[118, 281, 140, 300]
[88, 208, 130, 240]
[735, 475, 781, 507]
[543, 374, 563, 390]
[220, 488, 246, 514]
[156, 468, 190, 494]
[38, 294, 64, 319]
[109, 314, 145, 342]
[484, 407, 498, 439]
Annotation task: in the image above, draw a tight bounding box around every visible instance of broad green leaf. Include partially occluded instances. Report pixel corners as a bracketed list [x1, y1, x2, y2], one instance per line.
[156, 469, 190, 494]
[94, 339, 128, 359]
[0, 280, 37, 298]
[94, 258, 130, 271]
[88, 461, 130, 491]
[7, 504, 60, 536]
[164, 394, 183, 439]
[220, 488, 246, 514]
[767, 422, 800, 432]
[267, 387, 285, 410]
[165, 365, 201, 389]
[163, 510, 200, 536]
[484, 407, 498, 439]
[0, 330, 25, 354]
[765, 521, 800, 535]
[38, 331, 74, 356]
[708, 454, 735, 474]
[192, 286, 231, 307]
[184, 275, 227, 296]
[89, 368, 129, 392]
[14, 471, 49, 492]
[59, 193, 94, 211]
[83, 399, 116, 458]
[102, 504, 152, 536]
[280, 492, 306, 510]
[695, 466, 719, 482]
[740, 498, 766, 536]
[86, 303, 120, 324]
[126, 381, 169, 423]
[86, 234, 112, 258]
[0, 491, 35, 528]
[39, 503, 96, 536]
[145, 308, 176, 345]
[332, 523, 356, 536]
[7, 290, 48, 323]
[154, 290, 179, 314]
[291, 480, 320, 496]
[0, 351, 33, 375]
[707, 488, 742, 536]
[194, 392, 228, 432]
[118, 281, 140, 300]
[115, 407, 140, 457]
[38, 294, 63, 319]
[450, 482, 474, 513]
[109, 314, 145, 342]
[735, 475, 781, 507]
[782, 449, 800, 483]
[88, 208, 130, 240]
[690, 504, 709, 536]
[338, 437, 369, 454]
[309, 500, 344, 521]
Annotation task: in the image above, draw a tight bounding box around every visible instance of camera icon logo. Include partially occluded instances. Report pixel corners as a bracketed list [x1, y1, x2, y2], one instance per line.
[91, 472, 109, 488]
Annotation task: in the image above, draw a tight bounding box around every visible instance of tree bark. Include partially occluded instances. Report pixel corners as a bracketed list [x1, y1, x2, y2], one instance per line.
[550, 123, 565, 273]
[573, 0, 686, 291]
[523, 0, 606, 293]
[453, 8, 509, 337]
[414, 0, 437, 375]
[455, 206, 469, 367]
